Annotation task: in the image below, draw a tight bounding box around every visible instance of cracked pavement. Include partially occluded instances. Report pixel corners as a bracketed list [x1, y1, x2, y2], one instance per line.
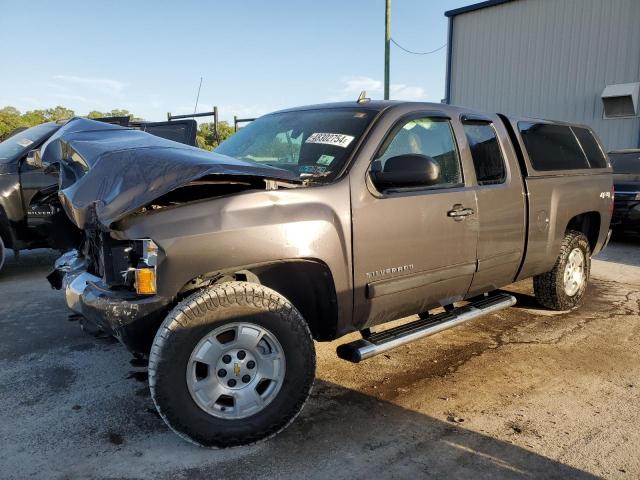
[1, 236, 639, 479]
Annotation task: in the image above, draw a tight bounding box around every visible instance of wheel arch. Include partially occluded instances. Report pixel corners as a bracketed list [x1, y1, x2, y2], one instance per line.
[179, 259, 340, 342]
[565, 211, 600, 253]
[0, 206, 15, 250]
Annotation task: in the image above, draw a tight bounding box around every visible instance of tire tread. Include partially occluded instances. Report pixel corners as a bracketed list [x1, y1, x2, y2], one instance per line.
[533, 230, 591, 311]
[148, 281, 315, 448]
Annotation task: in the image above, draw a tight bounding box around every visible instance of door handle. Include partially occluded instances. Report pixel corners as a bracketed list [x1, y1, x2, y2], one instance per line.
[447, 204, 475, 221]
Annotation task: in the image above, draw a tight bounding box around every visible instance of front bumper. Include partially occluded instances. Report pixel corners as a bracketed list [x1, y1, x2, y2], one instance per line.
[49, 250, 173, 353]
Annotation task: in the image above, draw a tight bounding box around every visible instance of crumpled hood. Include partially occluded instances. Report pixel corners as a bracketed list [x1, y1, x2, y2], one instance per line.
[41, 118, 299, 229]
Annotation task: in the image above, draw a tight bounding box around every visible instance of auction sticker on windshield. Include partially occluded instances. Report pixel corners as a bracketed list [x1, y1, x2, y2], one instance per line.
[305, 133, 354, 148]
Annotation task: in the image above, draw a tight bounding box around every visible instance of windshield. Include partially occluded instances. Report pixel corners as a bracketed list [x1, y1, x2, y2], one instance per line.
[215, 108, 375, 181]
[610, 151, 640, 174]
[0, 123, 60, 164]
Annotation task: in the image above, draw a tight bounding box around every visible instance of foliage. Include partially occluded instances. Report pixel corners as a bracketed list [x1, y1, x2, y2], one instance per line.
[0, 106, 143, 140]
[0, 106, 238, 149]
[0, 106, 77, 139]
[196, 120, 235, 151]
[87, 109, 143, 121]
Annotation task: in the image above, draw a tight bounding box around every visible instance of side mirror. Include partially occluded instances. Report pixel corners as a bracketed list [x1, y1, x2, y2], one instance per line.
[25, 149, 42, 169]
[370, 154, 441, 191]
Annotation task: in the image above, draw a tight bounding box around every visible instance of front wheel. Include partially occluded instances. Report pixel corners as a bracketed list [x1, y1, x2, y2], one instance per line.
[533, 230, 591, 311]
[148, 281, 316, 447]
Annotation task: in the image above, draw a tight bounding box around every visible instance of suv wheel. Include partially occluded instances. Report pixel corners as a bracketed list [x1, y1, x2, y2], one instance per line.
[533, 230, 591, 311]
[148, 281, 316, 447]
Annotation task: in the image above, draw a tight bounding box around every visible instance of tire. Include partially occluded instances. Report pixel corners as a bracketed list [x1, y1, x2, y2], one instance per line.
[533, 230, 591, 311]
[148, 281, 316, 447]
[0, 235, 5, 273]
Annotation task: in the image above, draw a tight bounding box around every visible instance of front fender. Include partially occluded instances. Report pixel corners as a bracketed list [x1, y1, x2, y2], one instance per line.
[116, 180, 353, 328]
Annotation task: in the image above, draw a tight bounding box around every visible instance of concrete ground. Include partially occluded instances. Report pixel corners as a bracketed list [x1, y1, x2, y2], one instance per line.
[1, 237, 639, 479]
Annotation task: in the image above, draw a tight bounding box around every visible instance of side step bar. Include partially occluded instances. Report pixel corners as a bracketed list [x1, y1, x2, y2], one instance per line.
[336, 292, 516, 363]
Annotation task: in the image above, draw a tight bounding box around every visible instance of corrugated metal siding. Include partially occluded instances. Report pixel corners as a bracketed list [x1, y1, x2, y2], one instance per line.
[449, 0, 640, 150]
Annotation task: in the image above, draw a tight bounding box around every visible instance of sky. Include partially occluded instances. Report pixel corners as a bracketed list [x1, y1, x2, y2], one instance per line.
[0, 0, 471, 122]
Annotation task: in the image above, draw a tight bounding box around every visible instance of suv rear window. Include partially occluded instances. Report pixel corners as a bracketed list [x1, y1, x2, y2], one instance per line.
[518, 122, 589, 171]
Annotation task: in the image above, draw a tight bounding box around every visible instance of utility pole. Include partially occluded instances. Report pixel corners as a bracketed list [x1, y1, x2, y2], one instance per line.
[384, 0, 391, 100]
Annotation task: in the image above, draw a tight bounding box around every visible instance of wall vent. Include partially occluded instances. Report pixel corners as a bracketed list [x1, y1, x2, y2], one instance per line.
[601, 82, 640, 118]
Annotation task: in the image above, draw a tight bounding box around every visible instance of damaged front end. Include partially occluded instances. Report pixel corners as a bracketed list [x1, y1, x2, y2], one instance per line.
[39, 118, 300, 230]
[48, 234, 172, 353]
[44, 119, 300, 352]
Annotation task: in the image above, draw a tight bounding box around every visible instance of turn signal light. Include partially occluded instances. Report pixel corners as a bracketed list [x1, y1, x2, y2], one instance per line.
[135, 267, 156, 295]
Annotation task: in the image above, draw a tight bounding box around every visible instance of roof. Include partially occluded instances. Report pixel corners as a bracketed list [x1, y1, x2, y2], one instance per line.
[445, 0, 516, 18]
[271, 100, 400, 115]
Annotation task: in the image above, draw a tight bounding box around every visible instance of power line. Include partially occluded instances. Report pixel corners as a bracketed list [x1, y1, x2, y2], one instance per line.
[391, 38, 447, 55]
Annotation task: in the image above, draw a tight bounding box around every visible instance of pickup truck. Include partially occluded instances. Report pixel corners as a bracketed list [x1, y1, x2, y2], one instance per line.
[0, 117, 197, 272]
[48, 101, 613, 447]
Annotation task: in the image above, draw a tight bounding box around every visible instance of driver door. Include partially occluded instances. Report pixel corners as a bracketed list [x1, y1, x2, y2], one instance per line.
[351, 114, 478, 328]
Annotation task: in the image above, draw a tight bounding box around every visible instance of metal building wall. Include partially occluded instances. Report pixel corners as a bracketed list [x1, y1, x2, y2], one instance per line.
[448, 0, 640, 150]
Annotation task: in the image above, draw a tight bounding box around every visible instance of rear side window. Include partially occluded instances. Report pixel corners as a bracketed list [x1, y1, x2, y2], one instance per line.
[518, 122, 589, 171]
[572, 127, 608, 168]
[462, 120, 506, 185]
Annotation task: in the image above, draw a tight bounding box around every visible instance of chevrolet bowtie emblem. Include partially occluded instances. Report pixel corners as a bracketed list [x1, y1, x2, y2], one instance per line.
[234, 363, 241, 376]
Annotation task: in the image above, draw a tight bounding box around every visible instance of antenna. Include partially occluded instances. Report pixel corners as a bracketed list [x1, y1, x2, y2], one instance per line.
[357, 91, 371, 104]
[193, 77, 203, 114]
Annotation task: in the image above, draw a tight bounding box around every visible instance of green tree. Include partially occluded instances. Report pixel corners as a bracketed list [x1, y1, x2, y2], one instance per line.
[0, 106, 23, 138]
[21, 109, 48, 125]
[44, 106, 75, 121]
[86, 110, 106, 119]
[196, 120, 235, 151]
[87, 109, 143, 121]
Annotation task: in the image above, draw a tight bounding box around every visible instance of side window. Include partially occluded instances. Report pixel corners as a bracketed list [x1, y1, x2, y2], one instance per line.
[572, 127, 608, 168]
[518, 122, 590, 171]
[376, 117, 463, 186]
[462, 120, 506, 185]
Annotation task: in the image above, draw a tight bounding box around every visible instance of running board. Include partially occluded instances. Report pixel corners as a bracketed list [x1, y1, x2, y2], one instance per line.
[336, 293, 516, 363]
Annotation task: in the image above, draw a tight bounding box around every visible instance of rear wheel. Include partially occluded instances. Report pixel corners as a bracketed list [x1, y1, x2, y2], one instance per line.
[148, 281, 316, 447]
[533, 230, 591, 311]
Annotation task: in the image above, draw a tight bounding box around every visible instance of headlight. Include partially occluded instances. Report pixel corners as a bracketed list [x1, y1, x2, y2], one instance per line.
[140, 239, 159, 266]
[133, 239, 158, 295]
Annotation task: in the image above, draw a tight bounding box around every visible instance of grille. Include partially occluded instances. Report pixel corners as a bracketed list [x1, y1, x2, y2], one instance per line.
[82, 230, 134, 287]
